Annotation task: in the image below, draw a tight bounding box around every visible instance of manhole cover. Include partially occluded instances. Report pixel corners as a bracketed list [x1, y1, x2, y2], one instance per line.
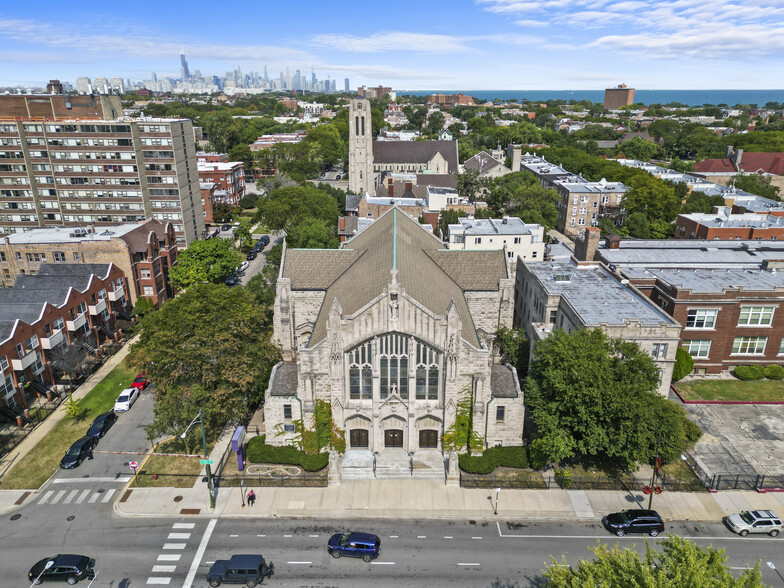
[174, 495, 183, 503]
[469, 520, 476, 525]
[67, 516, 75, 521]
[10, 514, 21, 521]
[97, 488, 104, 494]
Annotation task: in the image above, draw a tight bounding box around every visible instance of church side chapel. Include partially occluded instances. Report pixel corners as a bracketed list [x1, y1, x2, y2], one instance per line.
[264, 206, 524, 480]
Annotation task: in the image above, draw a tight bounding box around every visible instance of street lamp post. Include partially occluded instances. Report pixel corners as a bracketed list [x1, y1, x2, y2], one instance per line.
[181, 410, 215, 509]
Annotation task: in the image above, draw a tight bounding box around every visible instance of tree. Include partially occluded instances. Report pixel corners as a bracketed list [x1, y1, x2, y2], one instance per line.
[617, 136, 663, 161]
[456, 169, 483, 200]
[495, 326, 529, 379]
[204, 111, 240, 153]
[233, 221, 252, 249]
[228, 143, 254, 170]
[623, 212, 650, 239]
[442, 385, 483, 453]
[128, 284, 281, 437]
[131, 296, 156, 316]
[244, 243, 281, 324]
[168, 238, 242, 289]
[730, 173, 781, 200]
[256, 185, 340, 232]
[622, 174, 681, 223]
[544, 535, 763, 588]
[49, 344, 90, 398]
[286, 217, 339, 249]
[212, 202, 233, 223]
[526, 328, 698, 470]
[681, 192, 725, 214]
[427, 111, 446, 135]
[437, 209, 468, 240]
[238, 193, 259, 209]
[673, 348, 695, 381]
[485, 171, 561, 230]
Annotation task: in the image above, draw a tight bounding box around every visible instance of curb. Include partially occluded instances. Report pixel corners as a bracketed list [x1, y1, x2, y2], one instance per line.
[671, 384, 784, 405]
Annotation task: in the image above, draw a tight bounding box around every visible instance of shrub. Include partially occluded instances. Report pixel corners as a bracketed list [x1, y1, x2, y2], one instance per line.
[245, 435, 328, 471]
[682, 417, 703, 446]
[734, 365, 766, 381]
[672, 348, 694, 381]
[554, 468, 572, 488]
[765, 364, 784, 380]
[458, 445, 529, 474]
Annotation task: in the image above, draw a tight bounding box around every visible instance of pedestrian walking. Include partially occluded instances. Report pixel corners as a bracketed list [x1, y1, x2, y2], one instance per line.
[247, 489, 256, 507]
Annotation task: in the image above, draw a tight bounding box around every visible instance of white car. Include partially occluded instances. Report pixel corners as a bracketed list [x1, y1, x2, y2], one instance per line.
[114, 387, 139, 412]
[238, 261, 249, 272]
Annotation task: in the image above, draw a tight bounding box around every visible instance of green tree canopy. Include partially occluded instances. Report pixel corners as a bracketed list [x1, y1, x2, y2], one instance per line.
[544, 535, 763, 588]
[286, 217, 340, 249]
[168, 238, 242, 289]
[623, 212, 651, 239]
[617, 136, 664, 161]
[730, 173, 781, 200]
[485, 171, 560, 230]
[256, 185, 340, 232]
[128, 284, 282, 441]
[526, 328, 699, 469]
[623, 174, 681, 223]
[426, 111, 446, 135]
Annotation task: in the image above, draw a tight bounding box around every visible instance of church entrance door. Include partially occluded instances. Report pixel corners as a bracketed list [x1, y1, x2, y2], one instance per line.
[419, 429, 438, 448]
[384, 429, 404, 448]
[350, 429, 369, 448]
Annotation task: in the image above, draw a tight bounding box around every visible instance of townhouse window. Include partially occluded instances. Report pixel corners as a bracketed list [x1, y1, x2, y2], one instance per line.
[731, 336, 767, 355]
[581, 195, 589, 203]
[53, 317, 64, 331]
[779, 339, 784, 355]
[283, 404, 292, 420]
[577, 218, 586, 226]
[685, 309, 717, 329]
[1, 374, 13, 398]
[140, 269, 152, 279]
[549, 310, 557, 323]
[73, 252, 80, 261]
[496, 406, 505, 422]
[514, 237, 521, 244]
[0, 252, 5, 262]
[474, 237, 482, 244]
[507, 251, 514, 258]
[53, 251, 66, 262]
[0, 354, 8, 371]
[738, 306, 774, 327]
[15, 252, 21, 261]
[651, 343, 668, 359]
[570, 219, 576, 227]
[77, 302, 87, 315]
[683, 340, 711, 358]
[143, 286, 154, 296]
[532, 251, 537, 258]
[579, 207, 587, 215]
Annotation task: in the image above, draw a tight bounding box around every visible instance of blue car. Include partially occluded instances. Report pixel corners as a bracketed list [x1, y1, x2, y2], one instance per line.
[327, 532, 380, 562]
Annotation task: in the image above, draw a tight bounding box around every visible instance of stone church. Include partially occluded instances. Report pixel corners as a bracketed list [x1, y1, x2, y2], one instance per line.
[264, 206, 524, 478]
[349, 98, 459, 196]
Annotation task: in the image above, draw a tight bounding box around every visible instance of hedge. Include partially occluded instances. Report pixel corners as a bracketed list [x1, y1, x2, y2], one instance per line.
[245, 435, 329, 472]
[459, 445, 530, 474]
[734, 365, 767, 381]
[765, 364, 784, 380]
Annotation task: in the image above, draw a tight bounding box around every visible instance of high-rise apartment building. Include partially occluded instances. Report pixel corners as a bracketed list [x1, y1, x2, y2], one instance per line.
[0, 116, 204, 245]
[603, 84, 635, 109]
[345, 78, 350, 93]
[75, 77, 92, 95]
[0, 94, 121, 120]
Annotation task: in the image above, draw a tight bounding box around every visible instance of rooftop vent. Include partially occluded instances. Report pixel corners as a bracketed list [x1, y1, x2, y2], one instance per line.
[69, 228, 88, 238]
[553, 273, 571, 283]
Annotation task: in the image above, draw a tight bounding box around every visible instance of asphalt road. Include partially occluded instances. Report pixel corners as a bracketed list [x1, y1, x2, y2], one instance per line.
[236, 232, 282, 286]
[3, 513, 784, 587]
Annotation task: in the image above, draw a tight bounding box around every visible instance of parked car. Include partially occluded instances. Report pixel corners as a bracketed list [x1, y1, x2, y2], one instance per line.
[86, 411, 117, 439]
[60, 436, 98, 469]
[28, 554, 96, 584]
[238, 261, 249, 272]
[725, 510, 783, 536]
[335, 174, 342, 180]
[130, 373, 149, 390]
[246, 250, 257, 261]
[207, 554, 272, 587]
[221, 224, 231, 232]
[259, 235, 270, 247]
[113, 387, 139, 412]
[327, 532, 380, 562]
[602, 509, 665, 537]
[225, 274, 239, 287]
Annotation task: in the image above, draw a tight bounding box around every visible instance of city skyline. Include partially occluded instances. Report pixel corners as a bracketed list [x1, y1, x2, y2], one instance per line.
[1, 0, 784, 90]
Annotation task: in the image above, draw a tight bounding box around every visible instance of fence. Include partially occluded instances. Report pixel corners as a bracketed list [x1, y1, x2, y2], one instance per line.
[218, 472, 328, 488]
[0, 397, 64, 459]
[680, 451, 784, 492]
[460, 470, 706, 492]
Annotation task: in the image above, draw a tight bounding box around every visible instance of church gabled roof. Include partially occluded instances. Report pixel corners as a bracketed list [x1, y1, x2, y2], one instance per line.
[372, 140, 459, 173]
[280, 206, 508, 348]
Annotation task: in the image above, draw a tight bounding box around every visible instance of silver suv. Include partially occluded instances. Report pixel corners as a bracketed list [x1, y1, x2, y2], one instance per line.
[725, 510, 782, 537]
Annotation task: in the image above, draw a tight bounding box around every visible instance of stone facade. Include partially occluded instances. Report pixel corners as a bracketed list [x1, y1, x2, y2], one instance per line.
[348, 99, 374, 195]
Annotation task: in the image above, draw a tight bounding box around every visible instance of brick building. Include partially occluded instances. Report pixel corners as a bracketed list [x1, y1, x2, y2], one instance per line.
[603, 84, 635, 109]
[197, 161, 245, 206]
[0, 263, 129, 410]
[554, 178, 627, 236]
[0, 117, 204, 245]
[426, 93, 475, 106]
[200, 182, 217, 225]
[0, 94, 121, 121]
[675, 208, 784, 240]
[0, 219, 177, 307]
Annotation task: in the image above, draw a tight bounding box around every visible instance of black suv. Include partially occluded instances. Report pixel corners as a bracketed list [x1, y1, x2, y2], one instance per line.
[602, 509, 665, 537]
[28, 554, 96, 584]
[207, 554, 272, 587]
[327, 532, 381, 562]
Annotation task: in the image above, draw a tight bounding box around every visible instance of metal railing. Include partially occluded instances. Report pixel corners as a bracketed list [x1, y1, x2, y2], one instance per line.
[218, 472, 328, 488]
[459, 471, 706, 492]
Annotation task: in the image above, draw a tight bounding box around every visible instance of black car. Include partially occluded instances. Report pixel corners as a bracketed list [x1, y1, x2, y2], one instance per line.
[259, 235, 270, 247]
[86, 411, 117, 439]
[28, 554, 96, 584]
[59, 436, 97, 469]
[602, 509, 665, 537]
[246, 250, 257, 261]
[221, 224, 232, 232]
[207, 554, 272, 586]
[225, 274, 239, 286]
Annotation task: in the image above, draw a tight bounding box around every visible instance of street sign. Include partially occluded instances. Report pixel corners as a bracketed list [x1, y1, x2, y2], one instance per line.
[284, 424, 295, 432]
[199, 459, 214, 465]
[129, 461, 139, 470]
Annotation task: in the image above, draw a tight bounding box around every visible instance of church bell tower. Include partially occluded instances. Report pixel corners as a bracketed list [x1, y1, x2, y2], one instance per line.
[349, 98, 374, 195]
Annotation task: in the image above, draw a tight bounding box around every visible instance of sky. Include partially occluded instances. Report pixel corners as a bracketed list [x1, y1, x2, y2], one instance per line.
[2, 0, 784, 90]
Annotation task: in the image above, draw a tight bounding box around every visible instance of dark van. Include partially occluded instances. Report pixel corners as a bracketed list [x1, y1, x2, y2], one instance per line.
[327, 531, 381, 562]
[207, 554, 272, 586]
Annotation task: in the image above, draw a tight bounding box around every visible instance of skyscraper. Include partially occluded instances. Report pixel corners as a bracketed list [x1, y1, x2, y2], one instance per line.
[152, 72, 157, 82]
[345, 78, 350, 93]
[180, 51, 190, 81]
[603, 84, 635, 109]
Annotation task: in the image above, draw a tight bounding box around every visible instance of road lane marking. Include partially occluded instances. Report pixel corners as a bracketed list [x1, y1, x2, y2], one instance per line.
[156, 554, 181, 562]
[52, 476, 131, 483]
[288, 561, 312, 565]
[472, 537, 482, 540]
[62, 489, 79, 504]
[162, 543, 186, 550]
[458, 563, 480, 566]
[75, 489, 91, 504]
[389, 535, 398, 538]
[146, 578, 171, 585]
[257, 534, 265, 537]
[309, 534, 319, 537]
[101, 488, 116, 503]
[444, 536, 453, 539]
[50, 490, 66, 504]
[417, 535, 426, 539]
[284, 534, 292, 537]
[88, 492, 101, 504]
[152, 565, 176, 573]
[38, 491, 54, 504]
[168, 533, 191, 540]
[372, 562, 395, 565]
[230, 534, 239, 537]
[183, 518, 217, 588]
[173, 523, 195, 529]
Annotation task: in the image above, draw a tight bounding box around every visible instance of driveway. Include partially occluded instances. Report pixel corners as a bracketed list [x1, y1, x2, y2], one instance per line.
[237, 231, 283, 286]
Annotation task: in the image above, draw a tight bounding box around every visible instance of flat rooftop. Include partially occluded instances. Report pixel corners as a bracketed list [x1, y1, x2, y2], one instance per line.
[597, 239, 784, 269]
[681, 212, 784, 229]
[4, 223, 147, 244]
[622, 267, 784, 293]
[526, 262, 678, 326]
[451, 217, 541, 236]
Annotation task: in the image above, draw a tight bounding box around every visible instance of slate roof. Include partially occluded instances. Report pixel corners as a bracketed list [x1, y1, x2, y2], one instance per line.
[464, 151, 504, 175]
[281, 207, 508, 348]
[491, 364, 521, 398]
[373, 140, 459, 173]
[345, 193, 363, 213]
[415, 174, 457, 189]
[268, 362, 299, 396]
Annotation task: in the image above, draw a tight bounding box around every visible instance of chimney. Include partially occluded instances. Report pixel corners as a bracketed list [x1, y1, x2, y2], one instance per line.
[734, 149, 743, 170]
[388, 183, 394, 197]
[605, 235, 622, 249]
[339, 217, 345, 232]
[573, 227, 601, 263]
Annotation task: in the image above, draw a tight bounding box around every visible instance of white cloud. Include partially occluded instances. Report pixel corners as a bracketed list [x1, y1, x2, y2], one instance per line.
[309, 32, 474, 54]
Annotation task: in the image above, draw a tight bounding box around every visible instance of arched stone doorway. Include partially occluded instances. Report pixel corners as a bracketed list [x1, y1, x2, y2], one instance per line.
[381, 415, 407, 449]
[416, 415, 442, 450]
[345, 414, 372, 450]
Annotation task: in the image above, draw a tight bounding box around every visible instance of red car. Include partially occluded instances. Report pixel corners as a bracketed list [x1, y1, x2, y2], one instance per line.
[130, 373, 149, 390]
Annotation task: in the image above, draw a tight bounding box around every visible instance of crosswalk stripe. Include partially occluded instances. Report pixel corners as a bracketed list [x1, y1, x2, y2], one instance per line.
[151, 565, 176, 573]
[101, 488, 116, 503]
[63, 490, 79, 504]
[173, 522, 195, 529]
[88, 491, 101, 504]
[156, 554, 181, 562]
[146, 578, 171, 585]
[38, 491, 54, 504]
[50, 490, 66, 504]
[75, 489, 91, 504]
[168, 533, 191, 540]
[162, 543, 186, 550]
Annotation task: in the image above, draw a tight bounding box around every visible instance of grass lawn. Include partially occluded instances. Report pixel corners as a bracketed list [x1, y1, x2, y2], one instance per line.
[132, 454, 203, 488]
[0, 362, 136, 490]
[676, 378, 784, 402]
